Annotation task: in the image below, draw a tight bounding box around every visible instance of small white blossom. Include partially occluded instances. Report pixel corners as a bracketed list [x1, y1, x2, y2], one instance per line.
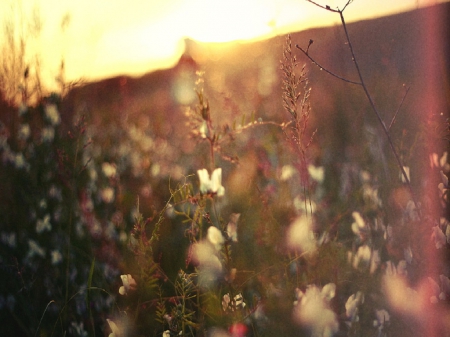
[41, 127, 55, 142]
[373, 309, 390, 332]
[400, 166, 410, 183]
[351, 211, 370, 240]
[207, 226, 224, 251]
[431, 225, 446, 249]
[280, 165, 296, 181]
[100, 187, 115, 203]
[44, 104, 60, 126]
[308, 164, 324, 183]
[345, 291, 364, 322]
[102, 162, 117, 178]
[293, 284, 338, 337]
[197, 168, 225, 196]
[18, 124, 30, 140]
[1, 232, 16, 248]
[36, 214, 52, 233]
[51, 250, 63, 265]
[222, 292, 246, 311]
[119, 274, 137, 295]
[27, 239, 45, 258]
[226, 213, 240, 242]
[106, 319, 121, 337]
[286, 215, 317, 254]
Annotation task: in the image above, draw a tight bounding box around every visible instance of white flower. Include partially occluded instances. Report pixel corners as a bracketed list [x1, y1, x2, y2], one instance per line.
[44, 104, 60, 126]
[308, 165, 324, 183]
[41, 127, 55, 142]
[280, 165, 296, 181]
[13, 152, 27, 169]
[36, 214, 52, 233]
[345, 292, 364, 322]
[102, 162, 117, 178]
[207, 226, 224, 251]
[373, 309, 390, 331]
[226, 213, 240, 242]
[197, 168, 225, 196]
[400, 166, 410, 183]
[106, 319, 121, 337]
[1, 232, 16, 248]
[192, 241, 223, 286]
[162, 330, 171, 337]
[51, 250, 63, 265]
[27, 239, 45, 258]
[293, 284, 338, 337]
[199, 120, 208, 138]
[351, 211, 370, 240]
[119, 274, 137, 295]
[352, 245, 372, 269]
[286, 215, 317, 254]
[100, 187, 115, 203]
[18, 124, 30, 140]
[222, 292, 246, 311]
[431, 225, 446, 249]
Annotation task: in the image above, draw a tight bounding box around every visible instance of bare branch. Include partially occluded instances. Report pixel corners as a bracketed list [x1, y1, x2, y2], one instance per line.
[296, 44, 361, 85]
[388, 86, 410, 131]
[336, 9, 421, 217]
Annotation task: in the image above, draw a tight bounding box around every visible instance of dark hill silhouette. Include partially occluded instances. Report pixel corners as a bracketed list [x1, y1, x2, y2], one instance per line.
[61, 2, 449, 177]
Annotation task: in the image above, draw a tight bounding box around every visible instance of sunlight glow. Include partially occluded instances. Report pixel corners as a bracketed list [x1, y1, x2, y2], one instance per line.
[0, 0, 442, 85]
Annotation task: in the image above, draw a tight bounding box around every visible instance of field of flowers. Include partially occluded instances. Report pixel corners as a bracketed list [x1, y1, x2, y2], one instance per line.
[0, 1, 449, 337]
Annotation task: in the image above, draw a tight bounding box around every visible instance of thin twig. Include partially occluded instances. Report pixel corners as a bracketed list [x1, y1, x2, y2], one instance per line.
[296, 44, 361, 85]
[388, 86, 410, 131]
[336, 9, 422, 217]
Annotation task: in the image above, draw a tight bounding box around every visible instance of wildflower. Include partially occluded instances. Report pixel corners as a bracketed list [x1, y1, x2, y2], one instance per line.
[308, 165, 324, 183]
[345, 292, 364, 323]
[207, 226, 224, 251]
[229, 322, 248, 337]
[100, 187, 115, 203]
[106, 319, 121, 337]
[51, 250, 63, 265]
[280, 165, 296, 181]
[41, 127, 55, 142]
[27, 239, 45, 258]
[44, 104, 60, 126]
[197, 168, 225, 196]
[286, 215, 317, 254]
[226, 213, 240, 242]
[70, 321, 88, 337]
[430, 151, 449, 171]
[373, 309, 390, 333]
[192, 241, 222, 286]
[102, 162, 117, 178]
[13, 152, 27, 169]
[1, 232, 16, 248]
[119, 274, 137, 295]
[18, 124, 30, 140]
[36, 214, 52, 233]
[431, 225, 446, 249]
[351, 245, 372, 269]
[429, 277, 441, 304]
[199, 120, 208, 138]
[222, 292, 246, 311]
[293, 284, 338, 337]
[400, 166, 410, 183]
[351, 211, 370, 241]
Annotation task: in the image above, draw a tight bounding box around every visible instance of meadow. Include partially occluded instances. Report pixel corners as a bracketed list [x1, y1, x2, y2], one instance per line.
[0, 1, 449, 336]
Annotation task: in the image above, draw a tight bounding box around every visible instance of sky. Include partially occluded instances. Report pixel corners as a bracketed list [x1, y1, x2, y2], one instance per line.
[0, 0, 444, 89]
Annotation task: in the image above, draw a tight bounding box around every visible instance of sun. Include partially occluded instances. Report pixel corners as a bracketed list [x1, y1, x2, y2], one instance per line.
[181, 0, 277, 43]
